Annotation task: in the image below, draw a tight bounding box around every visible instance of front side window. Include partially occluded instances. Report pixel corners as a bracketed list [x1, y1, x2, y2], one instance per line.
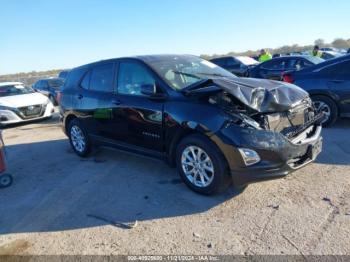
[146, 56, 235, 90]
[117, 62, 155, 96]
[89, 63, 114, 92]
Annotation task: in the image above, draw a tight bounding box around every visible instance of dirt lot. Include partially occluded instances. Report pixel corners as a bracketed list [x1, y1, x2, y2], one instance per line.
[0, 114, 349, 256]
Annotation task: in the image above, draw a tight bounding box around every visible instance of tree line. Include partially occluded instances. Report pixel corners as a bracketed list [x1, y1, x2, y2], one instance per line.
[201, 38, 350, 59]
[1, 37, 349, 85]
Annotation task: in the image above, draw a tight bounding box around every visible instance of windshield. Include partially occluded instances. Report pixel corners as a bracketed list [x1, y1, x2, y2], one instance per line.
[236, 56, 259, 65]
[0, 84, 34, 97]
[147, 56, 236, 90]
[48, 79, 64, 89]
[306, 56, 325, 64]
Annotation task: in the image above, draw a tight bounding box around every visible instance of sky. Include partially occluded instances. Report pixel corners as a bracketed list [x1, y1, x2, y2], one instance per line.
[1, 0, 349, 74]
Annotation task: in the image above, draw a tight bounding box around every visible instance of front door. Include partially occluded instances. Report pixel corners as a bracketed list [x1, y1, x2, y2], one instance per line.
[111, 60, 164, 152]
[326, 60, 350, 115]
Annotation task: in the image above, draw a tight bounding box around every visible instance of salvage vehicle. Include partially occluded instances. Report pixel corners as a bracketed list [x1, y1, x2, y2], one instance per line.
[60, 55, 323, 195]
[283, 54, 350, 126]
[249, 56, 324, 80]
[33, 77, 64, 105]
[210, 56, 259, 77]
[0, 82, 55, 125]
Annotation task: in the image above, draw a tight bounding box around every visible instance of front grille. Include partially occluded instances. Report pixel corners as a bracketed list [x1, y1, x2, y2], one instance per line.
[262, 98, 321, 139]
[17, 104, 46, 119]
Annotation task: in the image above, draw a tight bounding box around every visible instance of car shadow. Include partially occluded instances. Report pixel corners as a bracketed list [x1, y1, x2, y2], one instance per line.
[0, 139, 242, 235]
[314, 118, 350, 166]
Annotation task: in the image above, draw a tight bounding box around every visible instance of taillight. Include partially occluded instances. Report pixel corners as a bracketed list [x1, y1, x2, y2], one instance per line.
[282, 73, 294, 83]
[56, 91, 62, 104]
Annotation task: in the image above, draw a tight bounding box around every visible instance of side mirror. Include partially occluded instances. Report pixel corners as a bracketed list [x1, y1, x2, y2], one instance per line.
[140, 84, 156, 96]
[141, 84, 166, 100]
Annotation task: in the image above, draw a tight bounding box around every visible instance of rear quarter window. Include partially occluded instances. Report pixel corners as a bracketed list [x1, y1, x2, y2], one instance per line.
[63, 67, 88, 90]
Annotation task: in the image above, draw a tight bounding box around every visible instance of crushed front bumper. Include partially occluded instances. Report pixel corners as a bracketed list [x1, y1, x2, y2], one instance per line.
[217, 122, 323, 186]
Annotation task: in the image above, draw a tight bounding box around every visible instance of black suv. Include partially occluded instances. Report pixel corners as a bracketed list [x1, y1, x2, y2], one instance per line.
[60, 55, 323, 195]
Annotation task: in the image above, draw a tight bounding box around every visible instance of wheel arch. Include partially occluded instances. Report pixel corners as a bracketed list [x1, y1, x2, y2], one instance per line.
[64, 113, 77, 135]
[309, 92, 340, 117]
[166, 122, 230, 170]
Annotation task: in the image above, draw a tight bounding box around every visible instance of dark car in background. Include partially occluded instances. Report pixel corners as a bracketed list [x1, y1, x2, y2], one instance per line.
[249, 56, 324, 80]
[60, 55, 323, 195]
[58, 70, 70, 80]
[210, 56, 259, 76]
[33, 78, 64, 105]
[283, 54, 350, 126]
[321, 51, 343, 60]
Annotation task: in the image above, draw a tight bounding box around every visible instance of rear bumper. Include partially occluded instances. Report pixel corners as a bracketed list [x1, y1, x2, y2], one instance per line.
[219, 124, 323, 186]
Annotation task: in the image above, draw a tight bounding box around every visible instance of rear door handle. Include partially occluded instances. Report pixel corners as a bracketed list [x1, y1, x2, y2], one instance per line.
[112, 99, 122, 105]
[330, 80, 345, 83]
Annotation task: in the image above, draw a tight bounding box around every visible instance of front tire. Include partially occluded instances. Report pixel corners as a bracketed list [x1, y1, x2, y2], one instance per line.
[68, 118, 91, 157]
[176, 134, 231, 195]
[312, 95, 338, 127]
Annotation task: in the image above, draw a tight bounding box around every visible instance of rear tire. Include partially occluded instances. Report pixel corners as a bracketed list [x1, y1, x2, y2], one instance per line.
[312, 95, 338, 127]
[68, 118, 91, 157]
[176, 134, 231, 195]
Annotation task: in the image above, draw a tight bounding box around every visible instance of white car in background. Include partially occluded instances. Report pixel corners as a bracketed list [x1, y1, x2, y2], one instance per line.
[0, 82, 54, 125]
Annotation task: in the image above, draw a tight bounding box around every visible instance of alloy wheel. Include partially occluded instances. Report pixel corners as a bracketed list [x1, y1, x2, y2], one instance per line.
[313, 100, 331, 124]
[70, 125, 86, 153]
[181, 146, 214, 188]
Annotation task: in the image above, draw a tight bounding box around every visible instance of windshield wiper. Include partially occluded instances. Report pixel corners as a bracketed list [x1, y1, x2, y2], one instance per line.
[195, 72, 228, 78]
[171, 70, 201, 79]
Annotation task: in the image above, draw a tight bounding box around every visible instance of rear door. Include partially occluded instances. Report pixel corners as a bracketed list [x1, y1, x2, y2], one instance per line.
[76, 62, 117, 138]
[324, 60, 350, 115]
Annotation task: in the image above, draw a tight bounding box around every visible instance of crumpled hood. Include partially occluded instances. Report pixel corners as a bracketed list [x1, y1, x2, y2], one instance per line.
[185, 77, 310, 113]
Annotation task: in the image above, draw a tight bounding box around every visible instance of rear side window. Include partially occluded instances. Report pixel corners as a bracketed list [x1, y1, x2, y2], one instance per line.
[261, 60, 286, 70]
[48, 79, 64, 88]
[89, 63, 114, 92]
[211, 58, 226, 67]
[226, 58, 239, 67]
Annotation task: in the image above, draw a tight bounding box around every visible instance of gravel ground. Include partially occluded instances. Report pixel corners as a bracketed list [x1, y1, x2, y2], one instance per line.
[0, 114, 349, 256]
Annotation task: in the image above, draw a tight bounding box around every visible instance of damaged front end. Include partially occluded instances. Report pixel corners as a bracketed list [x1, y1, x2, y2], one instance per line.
[184, 77, 324, 185]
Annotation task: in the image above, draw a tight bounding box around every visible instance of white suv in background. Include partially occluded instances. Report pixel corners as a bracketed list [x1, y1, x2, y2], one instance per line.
[0, 82, 54, 125]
